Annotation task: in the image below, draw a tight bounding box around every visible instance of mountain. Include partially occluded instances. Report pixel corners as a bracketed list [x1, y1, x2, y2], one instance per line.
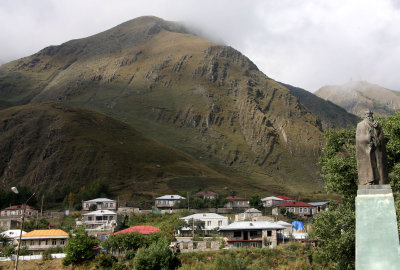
[0, 102, 232, 198]
[315, 81, 400, 117]
[0, 16, 357, 196]
[282, 83, 359, 129]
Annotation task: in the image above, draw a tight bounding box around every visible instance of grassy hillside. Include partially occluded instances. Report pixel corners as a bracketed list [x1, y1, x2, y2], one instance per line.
[0, 16, 342, 196]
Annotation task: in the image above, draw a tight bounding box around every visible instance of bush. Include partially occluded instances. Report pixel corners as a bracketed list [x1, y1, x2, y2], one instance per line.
[62, 226, 99, 266]
[94, 253, 117, 269]
[0, 245, 14, 257]
[42, 246, 63, 261]
[125, 250, 135, 260]
[112, 261, 128, 270]
[133, 237, 181, 270]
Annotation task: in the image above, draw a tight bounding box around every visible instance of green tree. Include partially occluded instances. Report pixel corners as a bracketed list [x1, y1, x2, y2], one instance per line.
[133, 237, 180, 270]
[249, 194, 263, 210]
[62, 226, 99, 266]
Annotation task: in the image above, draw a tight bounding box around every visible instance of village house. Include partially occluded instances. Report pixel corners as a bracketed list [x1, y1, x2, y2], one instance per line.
[272, 201, 316, 217]
[0, 205, 39, 218]
[155, 195, 185, 209]
[194, 191, 217, 200]
[20, 229, 68, 255]
[261, 196, 283, 208]
[219, 221, 286, 248]
[0, 230, 26, 247]
[0, 218, 20, 231]
[81, 210, 120, 233]
[180, 213, 229, 235]
[235, 208, 262, 221]
[309, 201, 330, 214]
[82, 198, 117, 211]
[224, 196, 249, 209]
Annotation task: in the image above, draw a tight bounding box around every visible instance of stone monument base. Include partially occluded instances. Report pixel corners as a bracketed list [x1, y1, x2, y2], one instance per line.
[356, 185, 400, 269]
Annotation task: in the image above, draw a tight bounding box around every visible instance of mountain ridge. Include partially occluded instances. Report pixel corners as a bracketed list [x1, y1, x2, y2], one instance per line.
[0, 16, 357, 196]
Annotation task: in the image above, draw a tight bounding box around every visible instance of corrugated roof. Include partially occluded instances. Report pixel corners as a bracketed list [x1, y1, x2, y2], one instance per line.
[83, 210, 117, 216]
[85, 198, 115, 202]
[277, 201, 314, 207]
[4, 204, 36, 210]
[245, 208, 262, 213]
[115, 226, 160, 235]
[308, 202, 330, 206]
[21, 229, 68, 238]
[155, 195, 185, 200]
[261, 196, 283, 201]
[275, 221, 293, 227]
[180, 213, 228, 220]
[219, 221, 285, 231]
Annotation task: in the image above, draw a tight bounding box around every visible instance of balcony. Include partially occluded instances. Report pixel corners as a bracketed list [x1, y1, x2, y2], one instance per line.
[23, 244, 65, 250]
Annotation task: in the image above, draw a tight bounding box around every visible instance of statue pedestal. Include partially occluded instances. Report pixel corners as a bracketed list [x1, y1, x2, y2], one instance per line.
[356, 185, 400, 269]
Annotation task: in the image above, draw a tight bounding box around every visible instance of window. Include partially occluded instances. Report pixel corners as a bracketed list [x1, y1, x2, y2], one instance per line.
[60, 239, 65, 245]
[110, 203, 113, 207]
[45, 240, 48, 245]
[52, 239, 57, 245]
[88, 217, 92, 221]
[249, 231, 258, 237]
[105, 203, 108, 207]
[286, 207, 290, 212]
[86, 204, 89, 208]
[234, 242, 242, 248]
[299, 208, 303, 213]
[233, 231, 241, 237]
[218, 220, 223, 226]
[267, 230, 272, 237]
[207, 221, 211, 226]
[251, 242, 259, 248]
[30, 240, 34, 246]
[291, 208, 294, 212]
[304, 208, 308, 212]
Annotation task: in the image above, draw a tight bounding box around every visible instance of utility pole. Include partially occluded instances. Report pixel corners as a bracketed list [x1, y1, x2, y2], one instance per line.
[40, 195, 44, 217]
[187, 192, 189, 211]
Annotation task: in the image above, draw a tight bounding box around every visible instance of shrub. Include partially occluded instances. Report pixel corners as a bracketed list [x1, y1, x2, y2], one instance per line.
[42, 246, 63, 261]
[94, 253, 117, 269]
[133, 237, 181, 270]
[62, 226, 99, 266]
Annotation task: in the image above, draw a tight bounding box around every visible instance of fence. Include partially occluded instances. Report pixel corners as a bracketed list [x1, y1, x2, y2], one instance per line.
[0, 253, 66, 261]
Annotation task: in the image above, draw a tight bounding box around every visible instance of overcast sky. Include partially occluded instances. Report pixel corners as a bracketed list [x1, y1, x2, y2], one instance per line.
[1, 0, 400, 92]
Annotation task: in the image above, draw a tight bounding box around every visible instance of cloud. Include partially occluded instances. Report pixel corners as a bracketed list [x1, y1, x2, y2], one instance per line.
[1, 0, 400, 91]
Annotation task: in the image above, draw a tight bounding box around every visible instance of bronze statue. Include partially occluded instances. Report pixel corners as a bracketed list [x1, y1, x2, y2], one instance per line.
[356, 110, 388, 185]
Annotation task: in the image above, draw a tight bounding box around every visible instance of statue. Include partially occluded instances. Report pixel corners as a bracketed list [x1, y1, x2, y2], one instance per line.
[356, 110, 388, 185]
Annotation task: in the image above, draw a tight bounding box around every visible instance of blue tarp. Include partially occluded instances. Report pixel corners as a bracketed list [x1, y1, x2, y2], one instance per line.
[292, 221, 305, 231]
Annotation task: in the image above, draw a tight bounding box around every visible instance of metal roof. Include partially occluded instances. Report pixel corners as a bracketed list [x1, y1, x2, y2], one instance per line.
[180, 213, 228, 220]
[308, 201, 330, 206]
[219, 221, 285, 231]
[155, 195, 185, 200]
[261, 196, 283, 201]
[85, 198, 115, 202]
[83, 210, 117, 216]
[21, 229, 68, 239]
[245, 208, 262, 213]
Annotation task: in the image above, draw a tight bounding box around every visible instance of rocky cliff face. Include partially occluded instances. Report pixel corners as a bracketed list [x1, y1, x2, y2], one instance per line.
[0, 16, 345, 192]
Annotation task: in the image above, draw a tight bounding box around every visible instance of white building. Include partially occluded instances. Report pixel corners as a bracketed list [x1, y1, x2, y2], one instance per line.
[261, 196, 283, 208]
[235, 208, 262, 221]
[0, 230, 27, 245]
[81, 210, 120, 232]
[219, 221, 285, 248]
[180, 213, 229, 234]
[155, 195, 185, 209]
[20, 229, 68, 255]
[82, 198, 117, 211]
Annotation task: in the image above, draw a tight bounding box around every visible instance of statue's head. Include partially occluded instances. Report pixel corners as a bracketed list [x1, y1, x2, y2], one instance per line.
[364, 110, 373, 120]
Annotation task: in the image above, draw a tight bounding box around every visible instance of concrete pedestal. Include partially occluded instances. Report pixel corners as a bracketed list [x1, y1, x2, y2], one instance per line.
[356, 185, 400, 269]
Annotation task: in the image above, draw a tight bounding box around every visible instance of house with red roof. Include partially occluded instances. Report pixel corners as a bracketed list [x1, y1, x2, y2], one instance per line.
[276, 196, 295, 202]
[195, 191, 217, 200]
[224, 196, 249, 209]
[272, 201, 316, 217]
[114, 226, 160, 235]
[0, 204, 39, 218]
